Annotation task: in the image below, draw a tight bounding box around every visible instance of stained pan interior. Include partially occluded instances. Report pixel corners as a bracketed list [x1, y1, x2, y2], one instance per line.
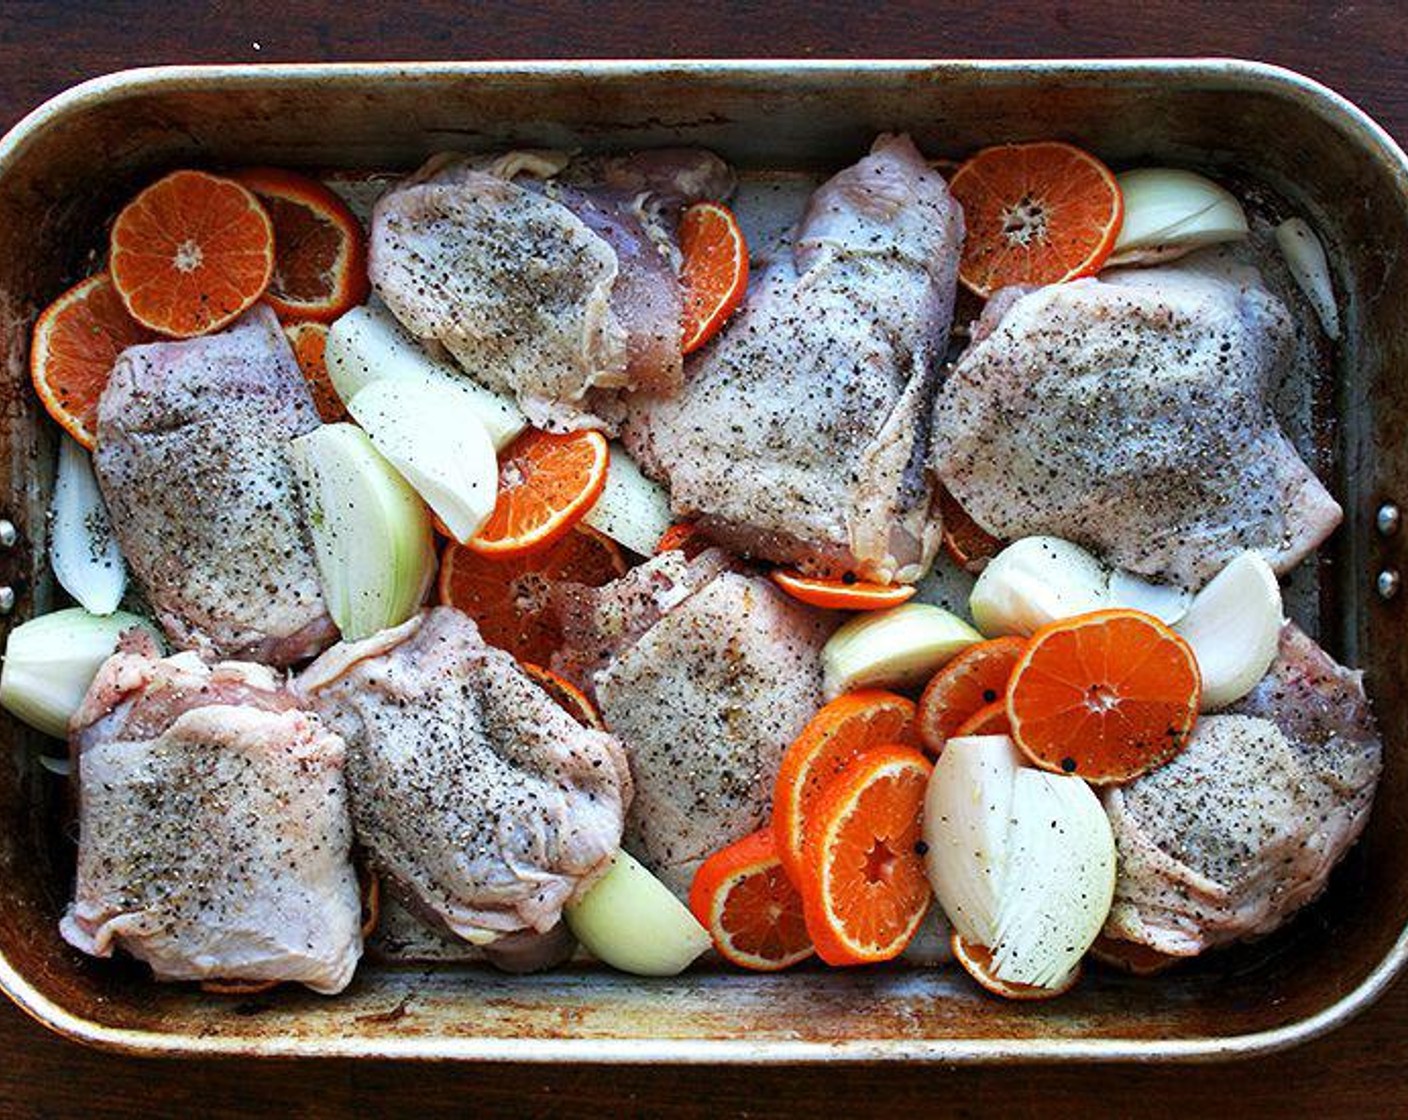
[0, 61, 1404, 1062]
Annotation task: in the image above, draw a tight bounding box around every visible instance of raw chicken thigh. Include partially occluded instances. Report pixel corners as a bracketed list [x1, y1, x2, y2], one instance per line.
[61, 632, 361, 994]
[298, 607, 631, 945]
[553, 550, 832, 895]
[369, 148, 732, 430]
[1102, 624, 1381, 957]
[95, 305, 335, 666]
[619, 133, 963, 584]
[932, 256, 1342, 587]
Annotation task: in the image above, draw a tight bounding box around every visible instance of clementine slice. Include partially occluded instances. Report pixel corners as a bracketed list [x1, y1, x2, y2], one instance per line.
[283, 320, 346, 422]
[688, 829, 814, 972]
[772, 691, 918, 884]
[799, 743, 933, 966]
[200, 978, 281, 996]
[679, 201, 748, 353]
[917, 636, 1027, 754]
[438, 525, 625, 664]
[1006, 608, 1201, 784]
[654, 521, 710, 559]
[358, 865, 381, 939]
[521, 662, 606, 731]
[952, 700, 1011, 739]
[948, 142, 1123, 298]
[952, 934, 1080, 1001]
[30, 272, 157, 448]
[109, 169, 275, 337]
[938, 485, 1002, 572]
[1089, 934, 1180, 976]
[469, 429, 609, 557]
[770, 570, 916, 611]
[233, 167, 370, 323]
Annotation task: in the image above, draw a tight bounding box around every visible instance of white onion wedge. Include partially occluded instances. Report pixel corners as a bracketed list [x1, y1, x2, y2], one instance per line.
[347, 378, 500, 544]
[923, 735, 1024, 947]
[1275, 217, 1341, 340]
[1107, 168, 1248, 266]
[583, 444, 673, 555]
[565, 850, 711, 976]
[326, 305, 527, 449]
[969, 537, 1108, 637]
[49, 435, 125, 615]
[1105, 569, 1192, 626]
[822, 603, 980, 699]
[990, 770, 1116, 989]
[290, 424, 436, 642]
[1174, 551, 1284, 710]
[0, 608, 160, 739]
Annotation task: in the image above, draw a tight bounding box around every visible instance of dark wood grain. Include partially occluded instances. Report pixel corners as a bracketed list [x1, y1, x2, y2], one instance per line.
[3, 2, 1407, 1116]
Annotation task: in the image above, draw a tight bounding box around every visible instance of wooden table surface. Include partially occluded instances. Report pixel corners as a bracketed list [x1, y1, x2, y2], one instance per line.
[2, 1, 1406, 1115]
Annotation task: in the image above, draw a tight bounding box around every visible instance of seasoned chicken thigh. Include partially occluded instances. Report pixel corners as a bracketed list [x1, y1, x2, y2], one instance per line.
[61, 632, 361, 994]
[932, 256, 1342, 587]
[554, 551, 832, 895]
[619, 133, 963, 583]
[1102, 624, 1381, 956]
[298, 607, 631, 945]
[95, 305, 335, 665]
[369, 149, 732, 430]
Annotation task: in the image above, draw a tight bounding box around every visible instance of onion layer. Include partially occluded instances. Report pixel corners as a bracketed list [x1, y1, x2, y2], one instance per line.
[50, 435, 125, 615]
[1174, 551, 1284, 711]
[565, 850, 711, 976]
[583, 444, 673, 556]
[1108, 168, 1248, 266]
[325, 304, 526, 449]
[1275, 217, 1341, 340]
[0, 608, 160, 738]
[347, 378, 500, 544]
[290, 423, 436, 642]
[924, 736, 1116, 993]
[822, 603, 980, 699]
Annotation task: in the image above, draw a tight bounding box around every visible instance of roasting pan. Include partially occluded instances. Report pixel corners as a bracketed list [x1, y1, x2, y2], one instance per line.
[0, 59, 1405, 1063]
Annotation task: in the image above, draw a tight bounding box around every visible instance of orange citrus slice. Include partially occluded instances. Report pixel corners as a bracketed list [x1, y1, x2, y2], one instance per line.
[952, 934, 1080, 1001]
[438, 525, 625, 664]
[938, 485, 1002, 572]
[952, 700, 1011, 739]
[1089, 935, 1180, 976]
[798, 743, 933, 966]
[689, 829, 814, 972]
[233, 167, 370, 323]
[654, 521, 710, 559]
[358, 866, 381, 939]
[948, 141, 1123, 298]
[30, 272, 157, 448]
[770, 570, 916, 611]
[772, 691, 918, 884]
[469, 429, 609, 557]
[521, 662, 607, 730]
[1006, 608, 1201, 784]
[109, 169, 275, 337]
[200, 978, 281, 996]
[282, 320, 346, 423]
[679, 201, 748, 353]
[917, 636, 1027, 754]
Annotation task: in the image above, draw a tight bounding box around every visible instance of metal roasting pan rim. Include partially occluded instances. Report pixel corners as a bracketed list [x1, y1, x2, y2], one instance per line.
[0, 56, 1406, 1063]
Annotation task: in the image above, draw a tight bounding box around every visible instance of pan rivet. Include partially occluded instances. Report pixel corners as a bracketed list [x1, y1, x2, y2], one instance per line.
[1377, 504, 1401, 536]
[0, 521, 16, 549]
[1377, 570, 1401, 600]
[0, 587, 14, 614]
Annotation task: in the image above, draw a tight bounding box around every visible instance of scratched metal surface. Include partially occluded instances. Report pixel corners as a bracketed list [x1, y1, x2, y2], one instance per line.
[0, 60, 1404, 1062]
